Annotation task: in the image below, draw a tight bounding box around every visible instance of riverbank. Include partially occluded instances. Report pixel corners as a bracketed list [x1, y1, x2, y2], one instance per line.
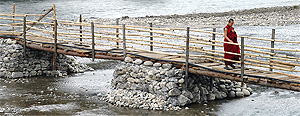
[92, 5, 300, 28]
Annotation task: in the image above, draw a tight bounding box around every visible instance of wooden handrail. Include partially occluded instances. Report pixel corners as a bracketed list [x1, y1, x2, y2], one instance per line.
[1, 11, 300, 78]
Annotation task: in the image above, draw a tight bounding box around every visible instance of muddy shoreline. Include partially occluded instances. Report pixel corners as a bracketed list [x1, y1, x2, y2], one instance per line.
[92, 5, 300, 28]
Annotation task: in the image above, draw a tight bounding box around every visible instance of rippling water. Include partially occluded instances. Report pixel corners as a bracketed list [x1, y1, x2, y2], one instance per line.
[0, 0, 300, 19]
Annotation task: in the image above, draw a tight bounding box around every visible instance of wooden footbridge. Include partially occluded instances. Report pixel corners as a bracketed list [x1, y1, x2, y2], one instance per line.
[1, 4, 300, 91]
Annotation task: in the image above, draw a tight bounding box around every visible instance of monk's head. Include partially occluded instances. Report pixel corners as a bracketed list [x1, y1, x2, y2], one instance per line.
[228, 19, 234, 26]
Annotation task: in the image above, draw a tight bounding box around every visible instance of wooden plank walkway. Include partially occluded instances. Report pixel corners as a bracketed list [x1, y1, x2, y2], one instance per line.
[1, 34, 298, 91]
[1, 8, 300, 92]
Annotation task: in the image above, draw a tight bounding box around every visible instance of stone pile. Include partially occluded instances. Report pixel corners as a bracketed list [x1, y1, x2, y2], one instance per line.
[102, 57, 253, 111]
[0, 38, 93, 78]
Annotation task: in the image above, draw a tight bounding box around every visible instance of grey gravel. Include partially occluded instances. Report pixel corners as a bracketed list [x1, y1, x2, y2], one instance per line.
[90, 5, 300, 28]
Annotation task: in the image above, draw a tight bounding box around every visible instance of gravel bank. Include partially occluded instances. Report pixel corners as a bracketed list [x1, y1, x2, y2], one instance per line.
[91, 5, 300, 28]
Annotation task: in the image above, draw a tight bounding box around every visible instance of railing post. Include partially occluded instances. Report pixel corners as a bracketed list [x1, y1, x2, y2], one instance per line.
[270, 29, 275, 71]
[209, 28, 216, 91]
[23, 15, 26, 57]
[53, 4, 56, 19]
[241, 37, 245, 87]
[185, 27, 190, 88]
[12, 3, 15, 35]
[123, 24, 126, 60]
[52, 20, 58, 71]
[212, 28, 216, 57]
[150, 23, 153, 51]
[212, 28, 216, 51]
[79, 14, 83, 44]
[116, 18, 119, 48]
[91, 22, 95, 61]
[52, 4, 56, 39]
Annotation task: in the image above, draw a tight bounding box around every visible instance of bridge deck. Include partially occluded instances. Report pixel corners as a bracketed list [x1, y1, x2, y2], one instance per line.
[2, 34, 299, 91]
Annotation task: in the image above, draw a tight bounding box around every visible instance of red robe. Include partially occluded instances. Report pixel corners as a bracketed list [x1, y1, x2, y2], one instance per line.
[224, 24, 240, 64]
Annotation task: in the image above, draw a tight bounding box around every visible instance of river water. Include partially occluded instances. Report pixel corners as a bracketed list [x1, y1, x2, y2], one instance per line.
[1, 0, 300, 115]
[1, 0, 300, 19]
[0, 57, 300, 115]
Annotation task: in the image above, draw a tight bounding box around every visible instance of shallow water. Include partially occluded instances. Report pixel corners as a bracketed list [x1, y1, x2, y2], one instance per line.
[0, 0, 300, 19]
[0, 58, 299, 115]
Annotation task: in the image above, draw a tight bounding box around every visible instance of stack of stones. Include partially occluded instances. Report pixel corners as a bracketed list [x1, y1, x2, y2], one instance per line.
[0, 38, 93, 78]
[103, 57, 253, 111]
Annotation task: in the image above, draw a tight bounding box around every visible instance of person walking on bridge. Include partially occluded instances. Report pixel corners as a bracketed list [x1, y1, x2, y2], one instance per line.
[224, 19, 240, 70]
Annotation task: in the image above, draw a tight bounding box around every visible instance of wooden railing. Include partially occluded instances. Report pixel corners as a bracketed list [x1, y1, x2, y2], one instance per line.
[1, 5, 300, 83]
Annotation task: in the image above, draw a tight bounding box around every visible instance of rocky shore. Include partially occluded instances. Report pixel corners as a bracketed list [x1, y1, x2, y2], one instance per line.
[90, 5, 300, 28]
[0, 38, 93, 78]
[100, 57, 253, 111]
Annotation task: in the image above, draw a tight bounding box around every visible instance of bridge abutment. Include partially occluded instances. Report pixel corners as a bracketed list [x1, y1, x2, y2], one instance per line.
[0, 38, 93, 78]
[102, 57, 253, 110]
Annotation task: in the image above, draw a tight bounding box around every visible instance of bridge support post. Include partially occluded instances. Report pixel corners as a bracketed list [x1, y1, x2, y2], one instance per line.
[149, 23, 153, 51]
[122, 24, 126, 59]
[270, 29, 275, 71]
[210, 28, 216, 91]
[116, 18, 119, 48]
[23, 15, 27, 57]
[185, 27, 190, 88]
[52, 20, 58, 71]
[91, 22, 95, 61]
[241, 37, 245, 87]
[79, 14, 82, 44]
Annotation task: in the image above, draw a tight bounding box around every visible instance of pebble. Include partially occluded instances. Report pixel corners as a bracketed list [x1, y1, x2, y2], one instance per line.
[125, 57, 133, 63]
[162, 63, 173, 69]
[178, 78, 185, 84]
[207, 94, 215, 101]
[242, 89, 251, 96]
[153, 63, 162, 67]
[247, 87, 253, 93]
[229, 91, 236, 98]
[236, 92, 244, 97]
[168, 88, 181, 96]
[134, 59, 143, 65]
[143, 61, 153, 66]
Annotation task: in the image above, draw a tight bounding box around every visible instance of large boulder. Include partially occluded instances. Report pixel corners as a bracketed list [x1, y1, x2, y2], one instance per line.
[177, 95, 191, 106]
[124, 57, 133, 63]
[168, 88, 181, 96]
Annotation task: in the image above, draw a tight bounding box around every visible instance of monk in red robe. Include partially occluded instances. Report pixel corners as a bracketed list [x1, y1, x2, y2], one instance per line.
[224, 19, 240, 70]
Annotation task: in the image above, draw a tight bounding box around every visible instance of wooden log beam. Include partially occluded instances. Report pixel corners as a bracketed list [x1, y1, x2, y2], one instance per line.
[16, 40, 124, 61]
[188, 68, 300, 92]
[23, 7, 54, 33]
